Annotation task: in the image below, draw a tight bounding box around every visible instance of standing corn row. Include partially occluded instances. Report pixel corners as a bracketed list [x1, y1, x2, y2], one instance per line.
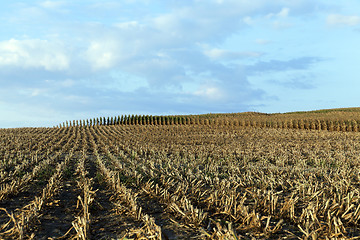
[57, 114, 360, 133]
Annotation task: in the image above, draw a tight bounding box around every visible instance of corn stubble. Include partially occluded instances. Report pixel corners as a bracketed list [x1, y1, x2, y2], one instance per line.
[1, 112, 360, 239]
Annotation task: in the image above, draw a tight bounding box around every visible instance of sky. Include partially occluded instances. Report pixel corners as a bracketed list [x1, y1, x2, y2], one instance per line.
[1, 0, 360, 128]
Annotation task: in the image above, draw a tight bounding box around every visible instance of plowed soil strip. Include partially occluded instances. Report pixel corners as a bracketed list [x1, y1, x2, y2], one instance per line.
[30, 157, 80, 239]
[101, 153, 204, 239]
[90, 179, 143, 239]
[0, 167, 57, 227]
[0, 185, 44, 227]
[137, 191, 203, 240]
[85, 156, 142, 239]
[31, 181, 80, 239]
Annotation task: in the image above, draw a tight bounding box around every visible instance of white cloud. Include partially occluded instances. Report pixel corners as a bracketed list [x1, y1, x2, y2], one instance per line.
[267, 7, 290, 18]
[85, 41, 121, 70]
[39, 1, 66, 9]
[278, 7, 290, 17]
[204, 48, 263, 60]
[264, 7, 292, 29]
[243, 16, 254, 25]
[24, 88, 45, 97]
[327, 14, 360, 26]
[0, 39, 69, 71]
[194, 85, 224, 101]
[89, 2, 122, 10]
[30, 89, 42, 97]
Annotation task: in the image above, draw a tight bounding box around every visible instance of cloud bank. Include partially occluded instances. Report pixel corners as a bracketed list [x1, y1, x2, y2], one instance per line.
[0, 0, 354, 127]
[327, 14, 360, 26]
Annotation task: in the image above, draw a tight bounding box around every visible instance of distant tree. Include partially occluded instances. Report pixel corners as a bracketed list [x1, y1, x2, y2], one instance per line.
[189, 118, 194, 125]
[141, 115, 145, 125]
[151, 116, 155, 125]
[134, 115, 139, 125]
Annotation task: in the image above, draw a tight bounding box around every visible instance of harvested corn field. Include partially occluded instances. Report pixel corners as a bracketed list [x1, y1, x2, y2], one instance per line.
[1, 113, 360, 239]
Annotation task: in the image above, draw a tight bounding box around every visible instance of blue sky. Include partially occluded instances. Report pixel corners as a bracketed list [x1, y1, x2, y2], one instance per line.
[1, 0, 360, 128]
